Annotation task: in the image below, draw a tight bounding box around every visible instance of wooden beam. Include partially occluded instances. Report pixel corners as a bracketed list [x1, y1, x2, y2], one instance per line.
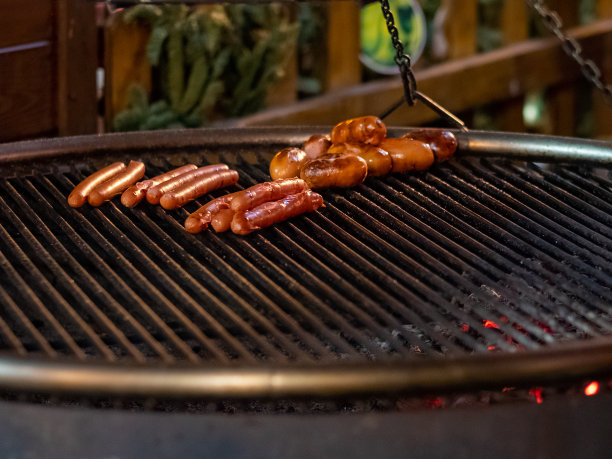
[431, 0, 477, 60]
[325, 0, 361, 91]
[231, 19, 612, 128]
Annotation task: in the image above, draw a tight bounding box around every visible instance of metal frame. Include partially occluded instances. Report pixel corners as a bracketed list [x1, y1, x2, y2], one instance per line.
[1, 127, 612, 399]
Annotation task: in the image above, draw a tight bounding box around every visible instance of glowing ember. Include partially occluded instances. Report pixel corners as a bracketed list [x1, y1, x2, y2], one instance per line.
[483, 320, 499, 329]
[529, 387, 543, 404]
[584, 381, 599, 396]
[460, 324, 469, 332]
[487, 345, 495, 350]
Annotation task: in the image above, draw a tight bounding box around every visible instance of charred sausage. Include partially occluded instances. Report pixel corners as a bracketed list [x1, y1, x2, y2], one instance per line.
[68, 162, 126, 207]
[210, 208, 235, 232]
[330, 116, 386, 146]
[327, 143, 392, 177]
[160, 169, 239, 210]
[303, 134, 331, 159]
[87, 161, 146, 207]
[269, 148, 308, 180]
[300, 153, 367, 189]
[402, 129, 457, 162]
[230, 178, 309, 212]
[379, 138, 435, 172]
[231, 190, 324, 235]
[121, 164, 197, 207]
[184, 191, 239, 234]
[146, 164, 229, 205]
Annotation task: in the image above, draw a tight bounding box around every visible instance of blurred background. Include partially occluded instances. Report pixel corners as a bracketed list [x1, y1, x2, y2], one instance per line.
[1, 0, 611, 144]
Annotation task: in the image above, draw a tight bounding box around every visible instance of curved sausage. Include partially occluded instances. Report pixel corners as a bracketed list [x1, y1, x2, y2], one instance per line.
[269, 147, 308, 180]
[328, 143, 392, 177]
[160, 169, 239, 210]
[68, 162, 126, 207]
[87, 161, 146, 207]
[146, 164, 229, 205]
[330, 116, 386, 145]
[231, 190, 324, 235]
[379, 138, 435, 172]
[121, 164, 197, 207]
[299, 153, 367, 189]
[211, 208, 235, 232]
[230, 178, 309, 212]
[402, 129, 457, 162]
[184, 191, 239, 234]
[303, 134, 331, 159]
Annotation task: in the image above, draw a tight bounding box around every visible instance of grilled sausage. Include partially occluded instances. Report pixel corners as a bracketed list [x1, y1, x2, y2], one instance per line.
[210, 208, 235, 232]
[300, 153, 368, 189]
[379, 138, 435, 172]
[327, 143, 392, 177]
[87, 161, 146, 207]
[330, 116, 386, 146]
[269, 147, 308, 180]
[402, 129, 457, 162]
[68, 162, 126, 207]
[231, 190, 324, 235]
[160, 169, 239, 210]
[147, 164, 229, 205]
[230, 178, 309, 212]
[121, 164, 197, 207]
[184, 191, 239, 234]
[303, 134, 331, 159]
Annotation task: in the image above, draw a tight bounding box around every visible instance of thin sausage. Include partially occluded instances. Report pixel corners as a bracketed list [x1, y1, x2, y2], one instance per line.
[330, 116, 386, 145]
[303, 134, 331, 159]
[328, 143, 392, 176]
[184, 191, 239, 234]
[230, 178, 309, 212]
[68, 162, 126, 207]
[402, 129, 457, 162]
[160, 169, 239, 210]
[269, 148, 308, 180]
[146, 164, 229, 205]
[300, 153, 367, 189]
[211, 208, 235, 232]
[88, 161, 146, 207]
[379, 138, 435, 172]
[231, 190, 324, 235]
[121, 164, 197, 207]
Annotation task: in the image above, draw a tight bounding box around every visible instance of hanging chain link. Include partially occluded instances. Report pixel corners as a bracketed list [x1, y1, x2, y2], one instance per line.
[526, 0, 612, 105]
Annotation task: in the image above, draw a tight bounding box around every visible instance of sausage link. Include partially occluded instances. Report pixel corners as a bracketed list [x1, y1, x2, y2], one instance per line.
[330, 116, 386, 145]
[121, 164, 197, 207]
[88, 161, 146, 207]
[327, 143, 392, 177]
[302, 134, 331, 159]
[231, 190, 324, 235]
[68, 162, 126, 207]
[379, 138, 435, 172]
[147, 164, 229, 204]
[402, 129, 457, 162]
[211, 208, 235, 232]
[299, 153, 367, 189]
[184, 191, 239, 234]
[160, 169, 239, 210]
[230, 178, 309, 212]
[269, 148, 308, 180]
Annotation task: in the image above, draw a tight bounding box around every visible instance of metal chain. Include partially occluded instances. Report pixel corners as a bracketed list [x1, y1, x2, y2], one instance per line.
[526, 0, 612, 105]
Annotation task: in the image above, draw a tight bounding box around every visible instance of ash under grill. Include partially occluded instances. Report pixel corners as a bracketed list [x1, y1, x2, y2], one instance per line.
[0, 128, 611, 398]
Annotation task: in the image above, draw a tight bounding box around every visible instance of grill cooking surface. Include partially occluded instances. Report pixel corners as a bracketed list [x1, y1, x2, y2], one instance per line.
[0, 128, 611, 396]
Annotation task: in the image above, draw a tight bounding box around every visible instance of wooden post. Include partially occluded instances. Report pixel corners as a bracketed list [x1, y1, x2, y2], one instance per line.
[432, 0, 477, 61]
[325, 0, 361, 92]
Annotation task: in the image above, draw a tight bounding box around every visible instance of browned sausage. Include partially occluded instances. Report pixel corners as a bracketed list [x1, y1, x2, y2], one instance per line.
[327, 143, 392, 177]
[211, 208, 235, 232]
[87, 161, 146, 207]
[269, 148, 308, 180]
[160, 169, 239, 210]
[330, 116, 386, 145]
[68, 162, 126, 207]
[402, 129, 457, 162]
[121, 164, 197, 207]
[300, 153, 368, 189]
[230, 178, 309, 212]
[379, 138, 435, 172]
[184, 191, 239, 234]
[231, 190, 324, 235]
[147, 164, 229, 205]
[303, 134, 331, 159]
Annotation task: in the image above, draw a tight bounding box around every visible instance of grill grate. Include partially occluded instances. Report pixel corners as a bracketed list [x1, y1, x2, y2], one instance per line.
[0, 129, 611, 397]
